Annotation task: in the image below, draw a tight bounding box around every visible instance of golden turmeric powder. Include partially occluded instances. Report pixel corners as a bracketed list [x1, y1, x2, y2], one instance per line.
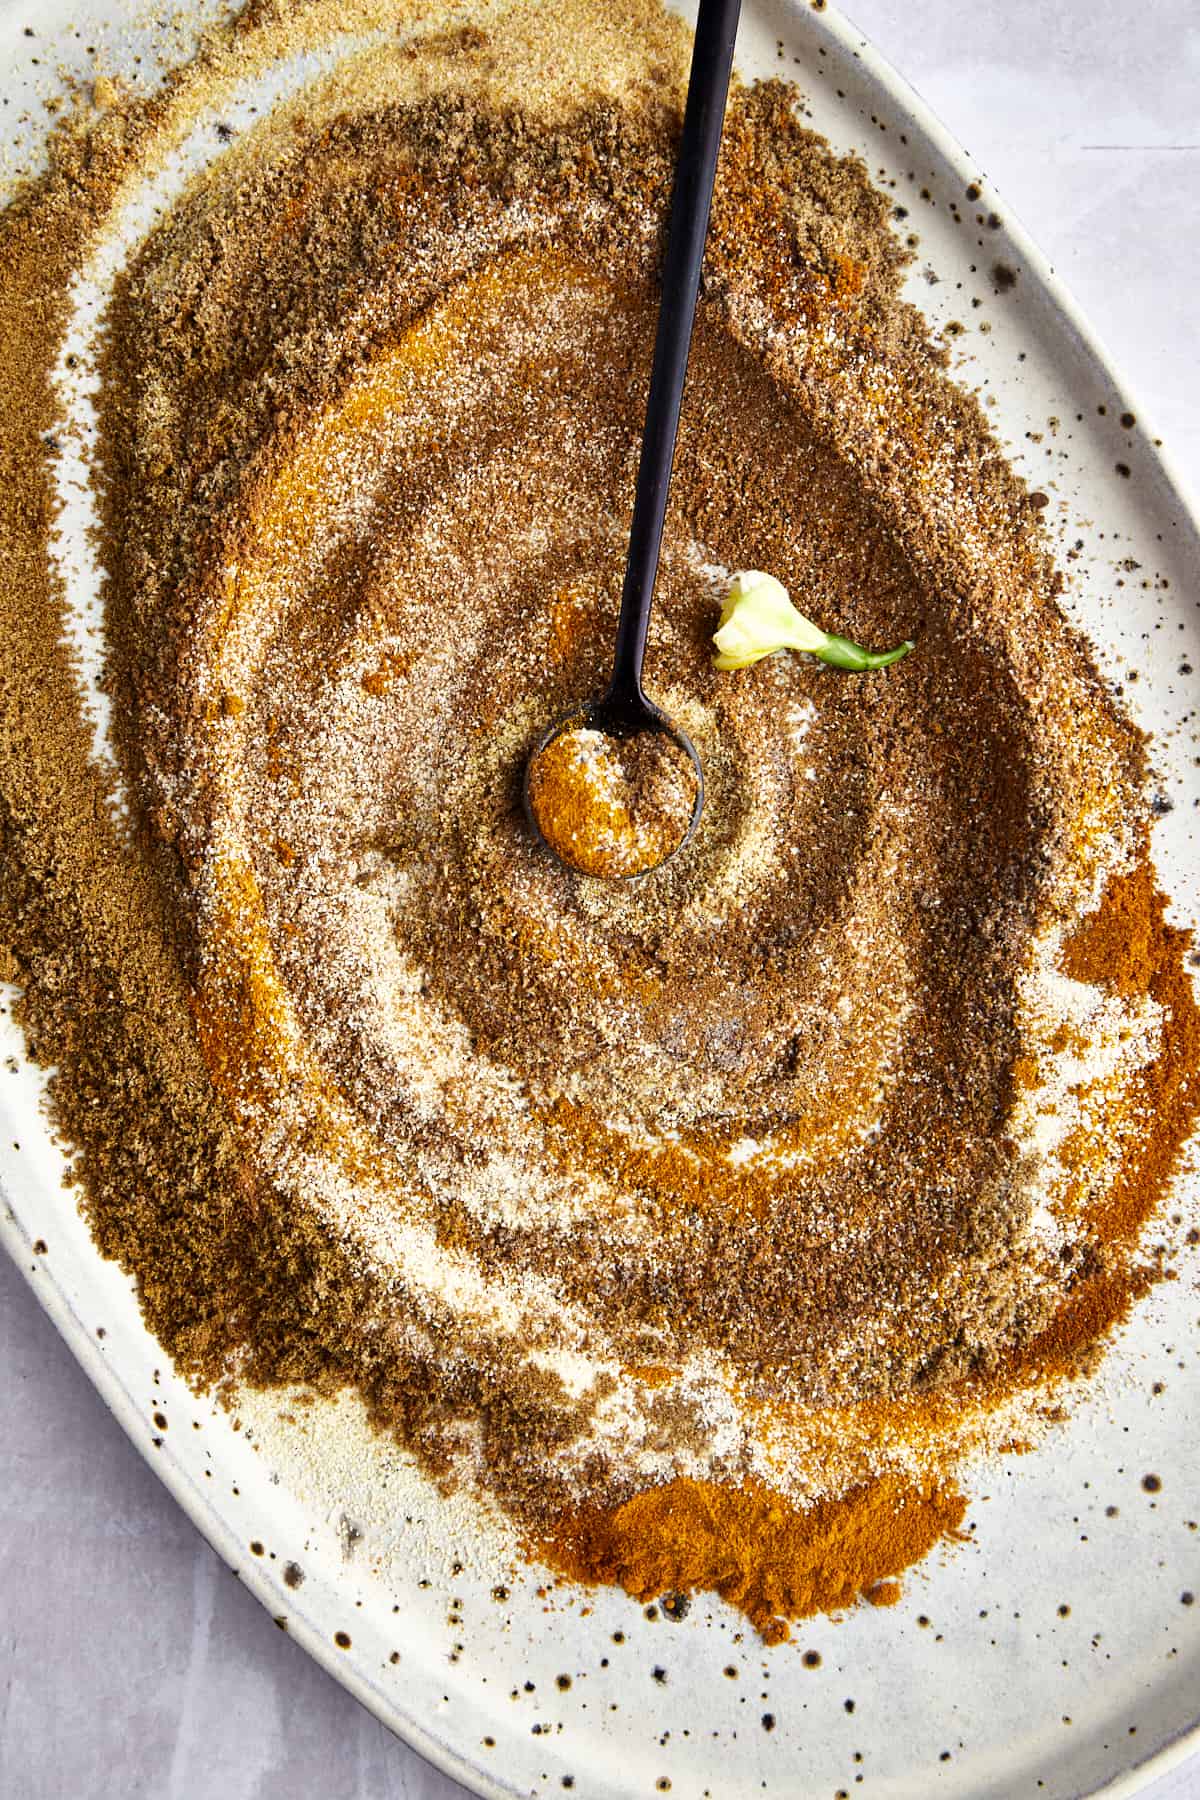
[527, 723, 698, 877]
[545, 1475, 967, 1644]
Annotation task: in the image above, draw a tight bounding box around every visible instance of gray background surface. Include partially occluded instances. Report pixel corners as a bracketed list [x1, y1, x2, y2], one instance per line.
[3, 1, 1199, 1795]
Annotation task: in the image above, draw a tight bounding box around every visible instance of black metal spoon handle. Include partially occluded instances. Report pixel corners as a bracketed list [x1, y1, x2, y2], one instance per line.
[602, 0, 741, 728]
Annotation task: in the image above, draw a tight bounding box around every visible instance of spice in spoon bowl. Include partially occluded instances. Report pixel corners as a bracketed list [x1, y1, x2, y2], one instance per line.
[525, 711, 702, 878]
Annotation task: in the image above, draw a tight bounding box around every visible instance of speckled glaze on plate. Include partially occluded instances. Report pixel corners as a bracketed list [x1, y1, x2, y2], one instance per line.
[2, 2, 1199, 1796]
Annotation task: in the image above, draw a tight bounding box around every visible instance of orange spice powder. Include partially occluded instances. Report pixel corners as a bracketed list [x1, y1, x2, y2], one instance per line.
[1061, 857, 1200, 1245]
[527, 725, 698, 878]
[544, 1475, 967, 1645]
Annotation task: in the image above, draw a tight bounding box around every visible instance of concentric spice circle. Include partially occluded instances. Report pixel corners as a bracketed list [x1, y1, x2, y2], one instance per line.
[0, 0, 1197, 1643]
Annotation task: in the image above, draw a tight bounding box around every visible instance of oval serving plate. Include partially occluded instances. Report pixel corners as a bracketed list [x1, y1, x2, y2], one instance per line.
[2, 2, 1199, 1796]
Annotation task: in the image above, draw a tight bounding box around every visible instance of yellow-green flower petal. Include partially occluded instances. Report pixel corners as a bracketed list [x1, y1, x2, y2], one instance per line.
[712, 571, 827, 669]
[712, 570, 914, 674]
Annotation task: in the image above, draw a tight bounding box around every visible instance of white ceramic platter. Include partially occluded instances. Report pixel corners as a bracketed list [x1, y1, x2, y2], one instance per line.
[2, 2, 1199, 1796]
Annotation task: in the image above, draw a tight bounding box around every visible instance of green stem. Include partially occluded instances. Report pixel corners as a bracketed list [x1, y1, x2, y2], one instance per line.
[817, 634, 916, 672]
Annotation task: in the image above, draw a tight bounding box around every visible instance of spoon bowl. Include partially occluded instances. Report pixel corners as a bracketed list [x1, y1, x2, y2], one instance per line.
[523, 695, 704, 879]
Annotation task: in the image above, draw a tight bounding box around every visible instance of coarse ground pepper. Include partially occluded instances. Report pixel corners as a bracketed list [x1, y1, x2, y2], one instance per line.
[0, 0, 1197, 1644]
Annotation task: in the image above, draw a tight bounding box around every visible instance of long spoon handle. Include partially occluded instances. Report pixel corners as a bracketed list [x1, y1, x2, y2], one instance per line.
[605, 0, 742, 719]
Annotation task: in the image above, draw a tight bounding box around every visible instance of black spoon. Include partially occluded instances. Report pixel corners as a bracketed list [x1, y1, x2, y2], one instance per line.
[524, 0, 742, 875]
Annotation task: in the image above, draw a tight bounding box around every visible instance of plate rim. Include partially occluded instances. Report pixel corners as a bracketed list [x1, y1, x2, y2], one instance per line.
[2, 0, 1200, 1795]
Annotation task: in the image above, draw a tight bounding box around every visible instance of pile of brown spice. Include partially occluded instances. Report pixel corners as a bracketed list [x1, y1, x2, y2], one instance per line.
[0, 0, 1197, 1646]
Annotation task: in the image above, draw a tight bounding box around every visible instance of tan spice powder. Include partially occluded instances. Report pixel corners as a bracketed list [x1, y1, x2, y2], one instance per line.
[544, 1475, 969, 1648]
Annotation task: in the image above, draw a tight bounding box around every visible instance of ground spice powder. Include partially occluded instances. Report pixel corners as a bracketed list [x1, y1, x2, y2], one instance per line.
[546, 1475, 968, 1645]
[0, 0, 1197, 1647]
[527, 724, 699, 877]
